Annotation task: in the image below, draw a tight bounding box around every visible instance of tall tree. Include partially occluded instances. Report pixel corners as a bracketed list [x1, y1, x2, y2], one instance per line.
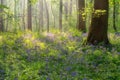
[69, 0, 72, 15]
[44, 0, 49, 32]
[64, 1, 68, 20]
[87, 0, 109, 45]
[51, 3, 56, 28]
[22, 0, 26, 30]
[0, 0, 4, 31]
[39, 0, 43, 32]
[77, 0, 86, 32]
[27, 0, 32, 31]
[59, 0, 63, 31]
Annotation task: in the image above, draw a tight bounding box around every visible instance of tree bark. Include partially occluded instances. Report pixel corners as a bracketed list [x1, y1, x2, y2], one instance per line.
[39, 0, 44, 32]
[59, 0, 63, 32]
[77, 0, 86, 32]
[22, 0, 26, 30]
[44, 0, 49, 32]
[51, 4, 56, 28]
[0, 0, 4, 31]
[27, 0, 32, 31]
[69, 0, 72, 15]
[64, 1, 68, 20]
[87, 0, 109, 45]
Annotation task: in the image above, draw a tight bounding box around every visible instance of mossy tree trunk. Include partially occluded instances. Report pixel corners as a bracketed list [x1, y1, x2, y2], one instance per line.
[87, 0, 109, 45]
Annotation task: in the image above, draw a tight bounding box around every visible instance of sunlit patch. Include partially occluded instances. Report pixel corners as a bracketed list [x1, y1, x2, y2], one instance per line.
[22, 32, 46, 49]
[0, 36, 3, 41]
[36, 42, 46, 49]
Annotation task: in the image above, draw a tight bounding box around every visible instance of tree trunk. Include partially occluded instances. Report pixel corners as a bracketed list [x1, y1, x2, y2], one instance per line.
[51, 4, 56, 28]
[77, 0, 86, 32]
[59, 0, 63, 32]
[0, 0, 4, 31]
[113, 0, 117, 32]
[87, 0, 109, 45]
[39, 0, 43, 32]
[69, 0, 72, 15]
[64, 1, 68, 20]
[27, 0, 32, 31]
[22, 0, 26, 30]
[44, 0, 49, 32]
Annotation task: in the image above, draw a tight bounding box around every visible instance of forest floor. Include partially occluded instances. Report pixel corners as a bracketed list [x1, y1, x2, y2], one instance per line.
[0, 30, 120, 80]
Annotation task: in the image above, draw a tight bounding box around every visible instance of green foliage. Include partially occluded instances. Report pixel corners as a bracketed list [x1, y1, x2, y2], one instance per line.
[0, 4, 9, 9]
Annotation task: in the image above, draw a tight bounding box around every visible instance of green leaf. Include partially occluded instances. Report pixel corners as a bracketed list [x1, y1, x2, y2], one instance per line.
[0, 4, 9, 9]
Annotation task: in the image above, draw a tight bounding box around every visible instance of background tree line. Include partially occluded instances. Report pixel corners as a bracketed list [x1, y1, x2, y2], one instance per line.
[0, 0, 120, 44]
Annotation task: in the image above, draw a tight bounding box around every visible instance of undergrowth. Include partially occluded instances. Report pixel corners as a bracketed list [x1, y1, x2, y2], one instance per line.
[0, 30, 120, 80]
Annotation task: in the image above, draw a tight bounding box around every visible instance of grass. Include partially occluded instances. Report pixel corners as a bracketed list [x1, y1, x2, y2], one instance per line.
[0, 30, 120, 80]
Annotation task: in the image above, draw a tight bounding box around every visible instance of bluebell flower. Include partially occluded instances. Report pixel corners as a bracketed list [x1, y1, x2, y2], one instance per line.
[46, 77, 51, 80]
[83, 78, 87, 80]
[117, 52, 120, 55]
[71, 72, 77, 77]
[65, 66, 71, 71]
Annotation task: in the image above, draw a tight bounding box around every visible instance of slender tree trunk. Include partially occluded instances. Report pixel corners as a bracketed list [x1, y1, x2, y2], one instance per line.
[69, 0, 73, 25]
[14, 0, 18, 31]
[22, 0, 26, 30]
[77, 0, 86, 32]
[39, 0, 43, 32]
[27, 0, 32, 31]
[59, 0, 63, 31]
[69, 0, 72, 15]
[0, 0, 4, 31]
[87, 0, 109, 45]
[44, 0, 49, 32]
[64, 1, 68, 20]
[51, 4, 56, 28]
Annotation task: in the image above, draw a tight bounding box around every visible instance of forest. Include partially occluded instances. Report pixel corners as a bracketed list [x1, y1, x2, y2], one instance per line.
[0, 0, 120, 80]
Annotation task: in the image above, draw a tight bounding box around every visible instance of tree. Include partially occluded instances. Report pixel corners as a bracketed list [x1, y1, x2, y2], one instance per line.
[44, 0, 49, 32]
[87, 0, 109, 45]
[0, 0, 4, 31]
[77, 0, 86, 32]
[69, 0, 72, 16]
[51, 3, 56, 28]
[27, 0, 32, 31]
[22, 0, 26, 30]
[64, 1, 68, 20]
[59, 0, 63, 31]
[39, 0, 44, 32]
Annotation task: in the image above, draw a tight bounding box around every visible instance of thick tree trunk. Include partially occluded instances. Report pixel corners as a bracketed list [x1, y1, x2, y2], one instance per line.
[87, 0, 109, 45]
[77, 0, 86, 32]
[27, 0, 32, 31]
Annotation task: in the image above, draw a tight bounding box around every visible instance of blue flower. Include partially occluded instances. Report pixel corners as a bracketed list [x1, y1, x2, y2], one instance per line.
[46, 77, 51, 80]
[83, 78, 87, 80]
[71, 72, 77, 77]
[65, 66, 71, 71]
